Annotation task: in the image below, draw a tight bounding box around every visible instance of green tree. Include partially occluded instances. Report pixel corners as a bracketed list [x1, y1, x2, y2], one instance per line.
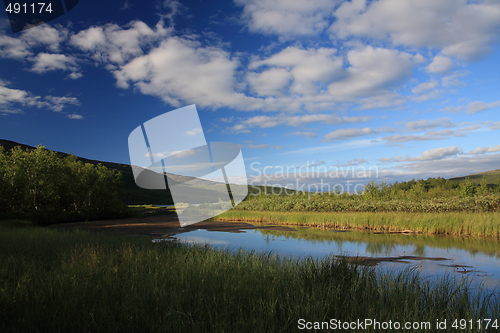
[363, 180, 379, 199]
[460, 177, 477, 197]
[410, 179, 427, 198]
[0, 147, 14, 214]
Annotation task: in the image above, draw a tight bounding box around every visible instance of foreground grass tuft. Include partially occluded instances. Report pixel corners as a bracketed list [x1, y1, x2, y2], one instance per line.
[0, 220, 498, 332]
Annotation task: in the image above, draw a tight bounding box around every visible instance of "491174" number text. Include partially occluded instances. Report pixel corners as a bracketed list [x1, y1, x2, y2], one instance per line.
[5, 3, 53, 14]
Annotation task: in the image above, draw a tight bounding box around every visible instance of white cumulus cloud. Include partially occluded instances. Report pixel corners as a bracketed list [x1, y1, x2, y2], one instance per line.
[323, 127, 375, 141]
[112, 36, 259, 109]
[426, 55, 455, 74]
[327, 46, 417, 99]
[30, 53, 78, 73]
[466, 100, 500, 114]
[466, 145, 500, 155]
[235, 0, 341, 37]
[330, 0, 500, 60]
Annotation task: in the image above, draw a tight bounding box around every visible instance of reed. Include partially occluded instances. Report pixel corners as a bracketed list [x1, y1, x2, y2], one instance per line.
[215, 210, 500, 238]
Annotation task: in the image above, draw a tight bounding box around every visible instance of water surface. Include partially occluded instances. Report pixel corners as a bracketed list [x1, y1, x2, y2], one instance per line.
[160, 226, 500, 290]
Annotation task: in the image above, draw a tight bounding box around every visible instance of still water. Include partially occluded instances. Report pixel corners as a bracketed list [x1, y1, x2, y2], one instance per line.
[159, 226, 500, 291]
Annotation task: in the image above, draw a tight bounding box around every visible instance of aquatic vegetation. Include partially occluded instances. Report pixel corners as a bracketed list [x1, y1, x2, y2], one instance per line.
[236, 191, 500, 213]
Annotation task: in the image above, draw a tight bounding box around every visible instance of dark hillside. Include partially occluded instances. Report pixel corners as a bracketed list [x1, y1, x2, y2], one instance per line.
[0, 139, 174, 205]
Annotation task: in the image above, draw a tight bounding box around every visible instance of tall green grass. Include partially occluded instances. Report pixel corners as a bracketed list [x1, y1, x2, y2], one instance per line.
[215, 211, 500, 238]
[236, 192, 500, 213]
[1, 220, 498, 332]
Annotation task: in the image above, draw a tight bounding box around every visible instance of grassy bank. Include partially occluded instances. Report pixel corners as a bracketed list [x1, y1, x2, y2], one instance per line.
[1, 220, 498, 332]
[235, 192, 500, 213]
[214, 210, 500, 238]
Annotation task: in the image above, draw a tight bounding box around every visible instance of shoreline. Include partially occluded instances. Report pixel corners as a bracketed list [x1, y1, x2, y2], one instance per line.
[213, 210, 500, 239]
[47, 215, 297, 238]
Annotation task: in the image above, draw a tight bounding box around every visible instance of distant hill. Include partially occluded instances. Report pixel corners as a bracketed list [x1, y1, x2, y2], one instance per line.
[4, 139, 497, 204]
[449, 169, 500, 185]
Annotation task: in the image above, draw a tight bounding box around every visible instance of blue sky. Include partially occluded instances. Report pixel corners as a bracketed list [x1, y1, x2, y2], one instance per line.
[1, 0, 500, 191]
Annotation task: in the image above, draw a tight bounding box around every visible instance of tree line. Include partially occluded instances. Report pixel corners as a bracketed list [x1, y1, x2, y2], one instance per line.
[361, 176, 497, 200]
[0, 145, 127, 225]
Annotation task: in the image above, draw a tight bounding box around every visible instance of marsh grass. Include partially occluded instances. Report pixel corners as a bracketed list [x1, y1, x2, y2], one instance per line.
[215, 211, 500, 238]
[236, 192, 500, 213]
[1, 220, 498, 332]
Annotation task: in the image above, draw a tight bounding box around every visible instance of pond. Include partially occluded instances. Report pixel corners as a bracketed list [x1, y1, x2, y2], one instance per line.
[156, 225, 500, 291]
